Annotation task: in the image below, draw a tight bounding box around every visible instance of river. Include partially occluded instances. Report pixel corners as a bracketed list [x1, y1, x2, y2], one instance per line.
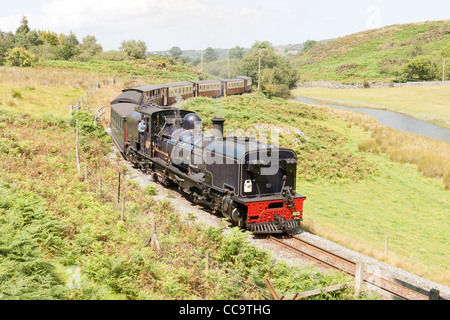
[296, 96, 450, 143]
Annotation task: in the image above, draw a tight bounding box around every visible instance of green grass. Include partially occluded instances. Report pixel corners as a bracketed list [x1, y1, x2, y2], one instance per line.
[292, 85, 450, 128]
[0, 85, 84, 118]
[302, 153, 449, 278]
[37, 59, 204, 83]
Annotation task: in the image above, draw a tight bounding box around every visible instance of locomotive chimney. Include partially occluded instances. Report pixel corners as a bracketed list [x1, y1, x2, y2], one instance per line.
[211, 118, 225, 139]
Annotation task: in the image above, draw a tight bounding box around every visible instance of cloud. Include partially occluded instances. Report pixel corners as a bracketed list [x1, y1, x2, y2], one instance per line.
[27, 0, 267, 50]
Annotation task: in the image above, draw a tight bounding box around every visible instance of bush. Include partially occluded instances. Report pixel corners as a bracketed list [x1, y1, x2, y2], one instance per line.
[70, 111, 104, 135]
[403, 55, 440, 80]
[5, 47, 35, 67]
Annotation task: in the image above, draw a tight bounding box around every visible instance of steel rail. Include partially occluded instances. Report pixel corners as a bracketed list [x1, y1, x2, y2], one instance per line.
[268, 236, 427, 300]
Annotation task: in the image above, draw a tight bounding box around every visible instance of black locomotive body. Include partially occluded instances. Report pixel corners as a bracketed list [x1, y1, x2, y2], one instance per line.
[110, 77, 305, 234]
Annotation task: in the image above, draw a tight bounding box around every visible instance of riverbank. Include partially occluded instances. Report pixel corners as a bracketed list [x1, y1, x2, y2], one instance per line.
[291, 85, 450, 129]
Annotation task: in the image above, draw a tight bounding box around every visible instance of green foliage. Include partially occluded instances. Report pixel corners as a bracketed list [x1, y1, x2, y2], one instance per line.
[204, 47, 218, 62]
[39, 30, 60, 46]
[302, 40, 318, 51]
[55, 39, 80, 60]
[120, 39, 147, 60]
[143, 184, 158, 196]
[0, 31, 15, 65]
[69, 111, 109, 145]
[229, 45, 245, 59]
[0, 183, 65, 299]
[403, 55, 440, 80]
[168, 46, 182, 60]
[76, 35, 103, 61]
[238, 41, 299, 98]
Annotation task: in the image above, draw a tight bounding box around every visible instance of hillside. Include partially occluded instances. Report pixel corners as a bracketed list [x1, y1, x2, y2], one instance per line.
[292, 20, 450, 83]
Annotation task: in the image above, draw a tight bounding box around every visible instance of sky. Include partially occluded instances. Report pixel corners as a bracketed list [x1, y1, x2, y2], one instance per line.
[1, 0, 449, 51]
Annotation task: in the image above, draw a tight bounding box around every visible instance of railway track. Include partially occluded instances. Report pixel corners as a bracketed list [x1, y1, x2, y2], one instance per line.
[268, 235, 429, 300]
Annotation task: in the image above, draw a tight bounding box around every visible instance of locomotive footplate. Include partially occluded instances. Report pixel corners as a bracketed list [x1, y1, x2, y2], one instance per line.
[248, 216, 301, 234]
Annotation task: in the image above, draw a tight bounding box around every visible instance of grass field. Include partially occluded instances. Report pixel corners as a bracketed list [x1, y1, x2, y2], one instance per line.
[0, 86, 85, 118]
[292, 85, 450, 129]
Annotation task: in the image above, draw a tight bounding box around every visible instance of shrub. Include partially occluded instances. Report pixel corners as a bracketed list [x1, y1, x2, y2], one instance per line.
[5, 47, 35, 67]
[403, 55, 440, 80]
[69, 110, 107, 139]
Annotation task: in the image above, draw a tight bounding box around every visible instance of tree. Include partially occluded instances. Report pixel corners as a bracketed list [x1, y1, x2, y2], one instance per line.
[77, 35, 103, 60]
[404, 55, 439, 80]
[119, 39, 147, 60]
[39, 30, 60, 46]
[237, 40, 299, 98]
[251, 41, 274, 51]
[66, 31, 79, 46]
[14, 16, 43, 49]
[15, 16, 30, 38]
[203, 47, 218, 62]
[5, 47, 35, 67]
[229, 46, 245, 59]
[302, 40, 317, 51]
[55, 39, 80, 60]
[0, 31, 15, 65]
[169, 46, 182, 60]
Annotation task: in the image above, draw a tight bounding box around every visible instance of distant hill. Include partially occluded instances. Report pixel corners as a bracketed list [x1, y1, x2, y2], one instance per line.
[291, 20, 450, 83]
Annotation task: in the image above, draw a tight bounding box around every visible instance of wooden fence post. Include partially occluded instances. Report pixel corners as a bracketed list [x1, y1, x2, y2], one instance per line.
[75, 120, 80, 175]
[205, 251, 210, 294]
[354, 261, 364, 296]
[117, 172, 121, 202]
[429, 288, 440, 300]
[264, 279, 279, 300]
[120, 197, 125, 221]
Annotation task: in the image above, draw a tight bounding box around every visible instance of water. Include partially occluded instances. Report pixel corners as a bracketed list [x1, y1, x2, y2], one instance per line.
[296, 96, 450, 142]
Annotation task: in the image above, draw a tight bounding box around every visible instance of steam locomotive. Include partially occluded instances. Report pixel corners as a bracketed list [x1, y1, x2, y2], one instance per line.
[110, 77, 305, 234]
